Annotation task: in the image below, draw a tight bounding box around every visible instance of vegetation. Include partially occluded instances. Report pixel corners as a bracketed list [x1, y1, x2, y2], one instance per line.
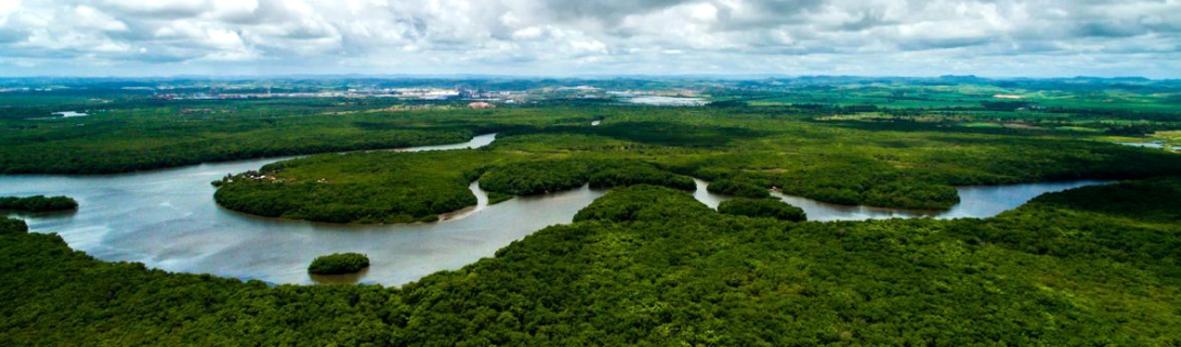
[6, 77, 1181, 343]
[573, 184, 713, 223]
[0, 108, 482, 174]
[220, 107, 1181, 222]
[481, 159, 695, 196]
[308, 253, 371, 275]
[213, 152, 699, 223]
[705, 179, 771, 198]
[6, 79, 1181, 212]
[586, 162, 695, 190]
[479, 159, 595, 195]
[0, 195, 78, 212]
[4, 179, 1181, 344]
[0, 217, 26, 234]
[718, 197, 807, 221]
[213, 150, 496, 223]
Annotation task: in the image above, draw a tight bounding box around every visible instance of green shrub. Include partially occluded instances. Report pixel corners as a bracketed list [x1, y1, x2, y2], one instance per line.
[718, 198, 807, 221]
[307, 253, 370, 275]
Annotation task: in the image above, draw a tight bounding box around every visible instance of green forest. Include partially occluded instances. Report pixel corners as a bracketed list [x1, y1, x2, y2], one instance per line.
[210, 111, 1181, 223]
[3, 77, 1181, 344]
[718, 197, 807, 221]
[3, 178, 1181, 345]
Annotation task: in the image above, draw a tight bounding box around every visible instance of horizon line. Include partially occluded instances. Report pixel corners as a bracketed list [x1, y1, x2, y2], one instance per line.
[0, 73, 1175, 81]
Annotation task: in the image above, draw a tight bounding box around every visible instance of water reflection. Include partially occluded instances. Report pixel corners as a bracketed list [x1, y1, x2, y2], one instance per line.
[310, 267, 371, 285]
[626, 96, 707, 106]
[693, 178, 1107, 221]
[692, 178, 726, 209]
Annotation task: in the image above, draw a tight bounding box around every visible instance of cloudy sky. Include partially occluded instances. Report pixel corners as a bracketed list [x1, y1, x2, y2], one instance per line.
[0, 0, 1178, 77]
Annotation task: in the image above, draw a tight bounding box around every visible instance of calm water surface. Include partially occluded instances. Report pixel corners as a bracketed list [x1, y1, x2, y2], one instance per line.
[2, 134, 1104, 285]
[1118, 141, 1178, 152]
[694, 178, 1106, 221]
[626, 96, 707, 106]
[0, 134, 608, 286]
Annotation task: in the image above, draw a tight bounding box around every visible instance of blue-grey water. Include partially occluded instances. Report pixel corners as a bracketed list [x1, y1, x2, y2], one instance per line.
[694, 178, 1106, 221]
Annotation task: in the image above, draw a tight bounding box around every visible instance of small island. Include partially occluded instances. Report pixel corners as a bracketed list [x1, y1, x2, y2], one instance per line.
[718, 198, 807, 222]
[706, 179, 771, 198]
[307, 253, 370, 275]
[0, 195, 78, 212]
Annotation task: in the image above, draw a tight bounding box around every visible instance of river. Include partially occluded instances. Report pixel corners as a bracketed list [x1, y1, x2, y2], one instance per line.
[1, 134, 1105, 285]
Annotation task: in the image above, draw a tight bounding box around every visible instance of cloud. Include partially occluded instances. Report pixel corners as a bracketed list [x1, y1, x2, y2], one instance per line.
[0, 0, 1178, 77]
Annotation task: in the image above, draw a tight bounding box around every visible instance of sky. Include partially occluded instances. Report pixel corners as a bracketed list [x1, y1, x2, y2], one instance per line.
[0, 0, 1179, 78]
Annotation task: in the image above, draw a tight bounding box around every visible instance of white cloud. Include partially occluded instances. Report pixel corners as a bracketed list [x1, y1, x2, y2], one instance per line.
[73, 5, 128, 32]
[0, 0, 1178, 77]
[512, 26, 544, 40]
[0, 0, 21, 23]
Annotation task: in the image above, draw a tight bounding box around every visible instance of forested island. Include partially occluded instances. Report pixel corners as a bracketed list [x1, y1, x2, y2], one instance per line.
[0, 196, 78, 212]
[308, 253, 371, 275]
[718, 197, 807, 221]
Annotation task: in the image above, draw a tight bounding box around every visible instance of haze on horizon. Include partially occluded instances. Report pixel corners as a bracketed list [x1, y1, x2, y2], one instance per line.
[0, 0, 1178, 78]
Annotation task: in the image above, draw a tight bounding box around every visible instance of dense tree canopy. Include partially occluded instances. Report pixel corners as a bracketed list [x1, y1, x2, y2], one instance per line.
[8, 100, 1181, 212]
[0, 196, 77, 212]
[705, 179, 771, 198]
[0, 217, 27, 234]
[4, 179, 1181, 345]
[718, 198, 807, 221]
[308, 253, 371, 275]
[212, 150, 493, 224]
[481, 159, 696, 196]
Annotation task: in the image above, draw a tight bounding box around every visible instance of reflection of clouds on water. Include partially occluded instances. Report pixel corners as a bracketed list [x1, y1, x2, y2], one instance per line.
[697, 178, 1108, 222]
[1117, 141, 1180, 153]
[54, 111, 88, 118]
[310, 267, 371, 285]
[626, 96, 706, 106]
